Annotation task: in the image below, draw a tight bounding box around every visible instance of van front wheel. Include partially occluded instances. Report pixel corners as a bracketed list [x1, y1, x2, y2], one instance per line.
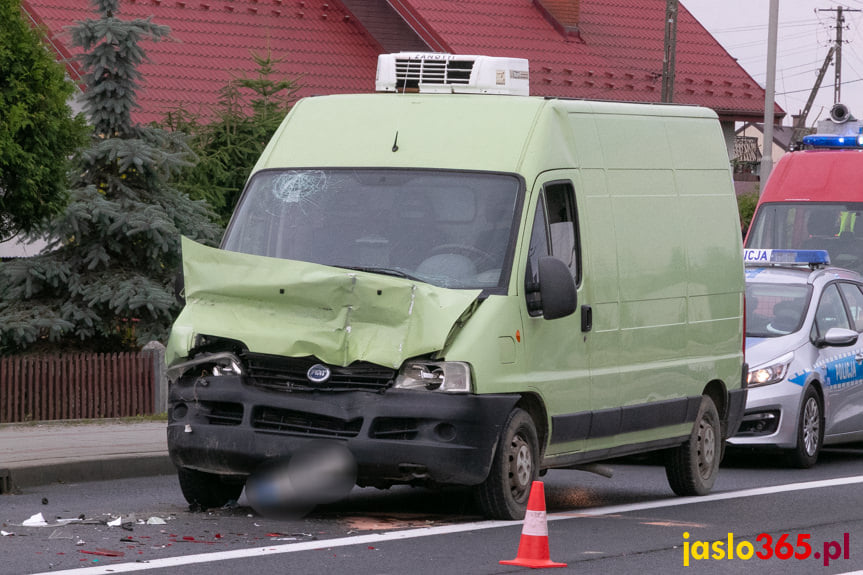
[665, 396, 721, 496]
[475, 408, 539, 520]
[177, 467, 245, 510]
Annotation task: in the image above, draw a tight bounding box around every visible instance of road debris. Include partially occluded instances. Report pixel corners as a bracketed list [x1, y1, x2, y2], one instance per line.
[145, 517, 166, 525]
[80, 548, 125, 557]
[22, 513, 47, 527]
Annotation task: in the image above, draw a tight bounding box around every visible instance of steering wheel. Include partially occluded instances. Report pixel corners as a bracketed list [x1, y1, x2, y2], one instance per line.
[428, 243, 497, 268]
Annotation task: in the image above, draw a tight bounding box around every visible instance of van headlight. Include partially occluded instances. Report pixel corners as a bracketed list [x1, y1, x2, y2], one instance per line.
[747, 353, 793, 387]
[394, 361, 471, 393]
[166, 352, 244, 384]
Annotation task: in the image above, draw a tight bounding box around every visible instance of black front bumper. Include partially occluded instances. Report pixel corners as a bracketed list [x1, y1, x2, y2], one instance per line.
[167, 376, 519, 487]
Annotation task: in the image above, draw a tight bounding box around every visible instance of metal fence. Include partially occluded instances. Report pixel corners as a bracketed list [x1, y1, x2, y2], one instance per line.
[0, 351, 160, 423]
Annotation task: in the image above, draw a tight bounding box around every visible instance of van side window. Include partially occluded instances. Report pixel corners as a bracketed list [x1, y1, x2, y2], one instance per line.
[524, 182, 580, 316]
[525, 195, 549, 315]
[545, 182, 580, 283]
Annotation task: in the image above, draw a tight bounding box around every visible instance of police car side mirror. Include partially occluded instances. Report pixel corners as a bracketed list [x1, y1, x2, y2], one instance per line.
[818, 327, 859, 348]
[538, 256, 577, 320]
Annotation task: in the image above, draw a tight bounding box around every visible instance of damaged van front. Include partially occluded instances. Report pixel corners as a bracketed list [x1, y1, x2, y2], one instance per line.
[166, 168, 526, 510]
[166, 53, 746, 521]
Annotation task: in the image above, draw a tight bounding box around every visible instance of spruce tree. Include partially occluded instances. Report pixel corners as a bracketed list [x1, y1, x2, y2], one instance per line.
[166, 51, 298, 225]
[0, 0, 220, 352]
[0, 0, 88, 239]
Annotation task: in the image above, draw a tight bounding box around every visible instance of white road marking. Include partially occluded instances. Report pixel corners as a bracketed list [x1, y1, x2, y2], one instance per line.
[32, 474, 863, 574]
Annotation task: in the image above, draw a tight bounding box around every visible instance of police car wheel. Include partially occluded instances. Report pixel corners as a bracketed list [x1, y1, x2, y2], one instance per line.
[474, 408, 539, 520]
[788, 387, 823, 469]
[665, 395, 721, 496]
[177, 467, 245, 510]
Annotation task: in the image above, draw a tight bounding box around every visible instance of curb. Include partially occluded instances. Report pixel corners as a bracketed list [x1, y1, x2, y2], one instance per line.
[2, 454, 175, 493]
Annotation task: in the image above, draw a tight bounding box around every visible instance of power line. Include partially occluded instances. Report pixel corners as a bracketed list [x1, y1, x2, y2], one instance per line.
[777, 76, 863, 97]
[709, 18, 829, 34]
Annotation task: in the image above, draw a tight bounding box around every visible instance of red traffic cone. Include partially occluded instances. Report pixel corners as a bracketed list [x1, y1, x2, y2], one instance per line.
[500, 481, 567, 568]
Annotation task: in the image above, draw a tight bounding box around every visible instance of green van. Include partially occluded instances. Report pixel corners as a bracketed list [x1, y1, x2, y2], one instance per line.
[166, 54, 747, 520]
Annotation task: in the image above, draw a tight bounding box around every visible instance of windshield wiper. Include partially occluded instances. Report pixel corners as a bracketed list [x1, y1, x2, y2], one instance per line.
[336, 265, 423, 282]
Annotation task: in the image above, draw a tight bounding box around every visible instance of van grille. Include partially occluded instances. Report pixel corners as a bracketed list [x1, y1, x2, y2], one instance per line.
[252, 406, 362, 438]
[395, 56, 474, 90]
[242, 353, 395, 393]
[370, 417, 419, 440]
[206, 402, 244, 426]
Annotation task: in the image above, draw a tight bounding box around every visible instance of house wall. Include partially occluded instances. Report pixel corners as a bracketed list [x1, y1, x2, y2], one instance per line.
[739, 124, 787, 163]
[719, 120, 735, 160]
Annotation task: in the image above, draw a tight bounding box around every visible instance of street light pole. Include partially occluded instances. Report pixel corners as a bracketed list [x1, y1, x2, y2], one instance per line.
[760, 0, 779, 186]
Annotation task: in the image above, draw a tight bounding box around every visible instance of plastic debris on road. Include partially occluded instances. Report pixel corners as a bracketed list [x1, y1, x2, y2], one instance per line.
[80, 548, 125, 557]
[145, 517, 166, 525]
[22, 513, 47, 527]
[49, 528, 73, 540]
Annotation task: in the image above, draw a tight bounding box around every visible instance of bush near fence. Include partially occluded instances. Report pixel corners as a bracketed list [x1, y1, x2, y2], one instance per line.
[0, 352, 157, 423]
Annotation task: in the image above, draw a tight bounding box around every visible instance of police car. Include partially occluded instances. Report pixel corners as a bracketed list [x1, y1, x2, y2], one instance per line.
[728, 249, 863, 467]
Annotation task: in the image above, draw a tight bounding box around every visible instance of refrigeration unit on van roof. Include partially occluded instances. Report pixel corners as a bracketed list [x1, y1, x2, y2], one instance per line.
[375, 53, 530, 96]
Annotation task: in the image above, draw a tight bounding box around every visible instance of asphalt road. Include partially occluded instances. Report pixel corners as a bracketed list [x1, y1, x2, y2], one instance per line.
[4, 447, 863, 574]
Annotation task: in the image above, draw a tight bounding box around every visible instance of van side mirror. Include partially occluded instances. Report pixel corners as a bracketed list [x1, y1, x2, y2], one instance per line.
[538, 256, 577, 320]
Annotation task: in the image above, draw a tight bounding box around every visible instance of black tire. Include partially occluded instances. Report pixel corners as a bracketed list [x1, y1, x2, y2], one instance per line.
[788, 386, 823, 469]
[475, 408, 539, 520]
[177, 467, 245, 510]
[665, 396, 721, 496]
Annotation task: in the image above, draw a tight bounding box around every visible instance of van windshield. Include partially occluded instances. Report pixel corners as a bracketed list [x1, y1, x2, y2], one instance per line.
[222, 169, 522, 290]
[746, 202, 863, 273]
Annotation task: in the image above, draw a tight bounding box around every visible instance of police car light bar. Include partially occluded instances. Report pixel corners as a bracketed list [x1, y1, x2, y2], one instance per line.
[802, 133, 863, 148]
[743, 249, 831, 267]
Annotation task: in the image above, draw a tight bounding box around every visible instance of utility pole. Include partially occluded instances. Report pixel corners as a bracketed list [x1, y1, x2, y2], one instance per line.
[818, 6, 861, 104]
[760, 0, 778, 184]
[836, 6, 844, 103]
[661, 0, 678, 103]
[795, 45, 835, 129]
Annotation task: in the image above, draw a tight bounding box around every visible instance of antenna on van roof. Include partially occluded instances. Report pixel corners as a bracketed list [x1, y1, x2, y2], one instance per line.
[390, 56, 412, 153]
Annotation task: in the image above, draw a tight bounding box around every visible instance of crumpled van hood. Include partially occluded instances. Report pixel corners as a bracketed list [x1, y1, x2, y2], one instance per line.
[167, 238, 482, 368]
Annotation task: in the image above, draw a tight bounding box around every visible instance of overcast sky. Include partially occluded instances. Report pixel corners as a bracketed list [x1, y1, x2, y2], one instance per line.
[684, 0, 863, 126]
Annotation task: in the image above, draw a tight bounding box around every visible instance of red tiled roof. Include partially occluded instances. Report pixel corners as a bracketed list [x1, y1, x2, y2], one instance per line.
[395, 0, 779, 120]
[21, 0, 780, 125]
[22, 0, 384, 124]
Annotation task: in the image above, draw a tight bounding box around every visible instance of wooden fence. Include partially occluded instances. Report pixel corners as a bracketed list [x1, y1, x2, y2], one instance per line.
[0, 352, 157, 423]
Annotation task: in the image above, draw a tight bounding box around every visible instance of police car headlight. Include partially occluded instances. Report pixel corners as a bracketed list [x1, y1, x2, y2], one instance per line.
[747, 353, 793, 387]
[394, 361, 471, 393]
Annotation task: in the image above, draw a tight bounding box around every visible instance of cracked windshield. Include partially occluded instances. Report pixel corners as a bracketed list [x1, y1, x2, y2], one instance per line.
[222, 169, 521, 290]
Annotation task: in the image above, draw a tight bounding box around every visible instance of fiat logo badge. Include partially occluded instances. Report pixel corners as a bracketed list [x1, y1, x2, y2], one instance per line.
[307, 364, 331, 383]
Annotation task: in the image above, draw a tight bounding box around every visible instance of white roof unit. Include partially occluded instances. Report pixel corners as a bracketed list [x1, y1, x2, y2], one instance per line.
[375, 53, 530, 96]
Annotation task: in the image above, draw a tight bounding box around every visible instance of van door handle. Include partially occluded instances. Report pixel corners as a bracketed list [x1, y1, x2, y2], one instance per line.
[855, 353, 863, 363]
[581, 305, 592, 333]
